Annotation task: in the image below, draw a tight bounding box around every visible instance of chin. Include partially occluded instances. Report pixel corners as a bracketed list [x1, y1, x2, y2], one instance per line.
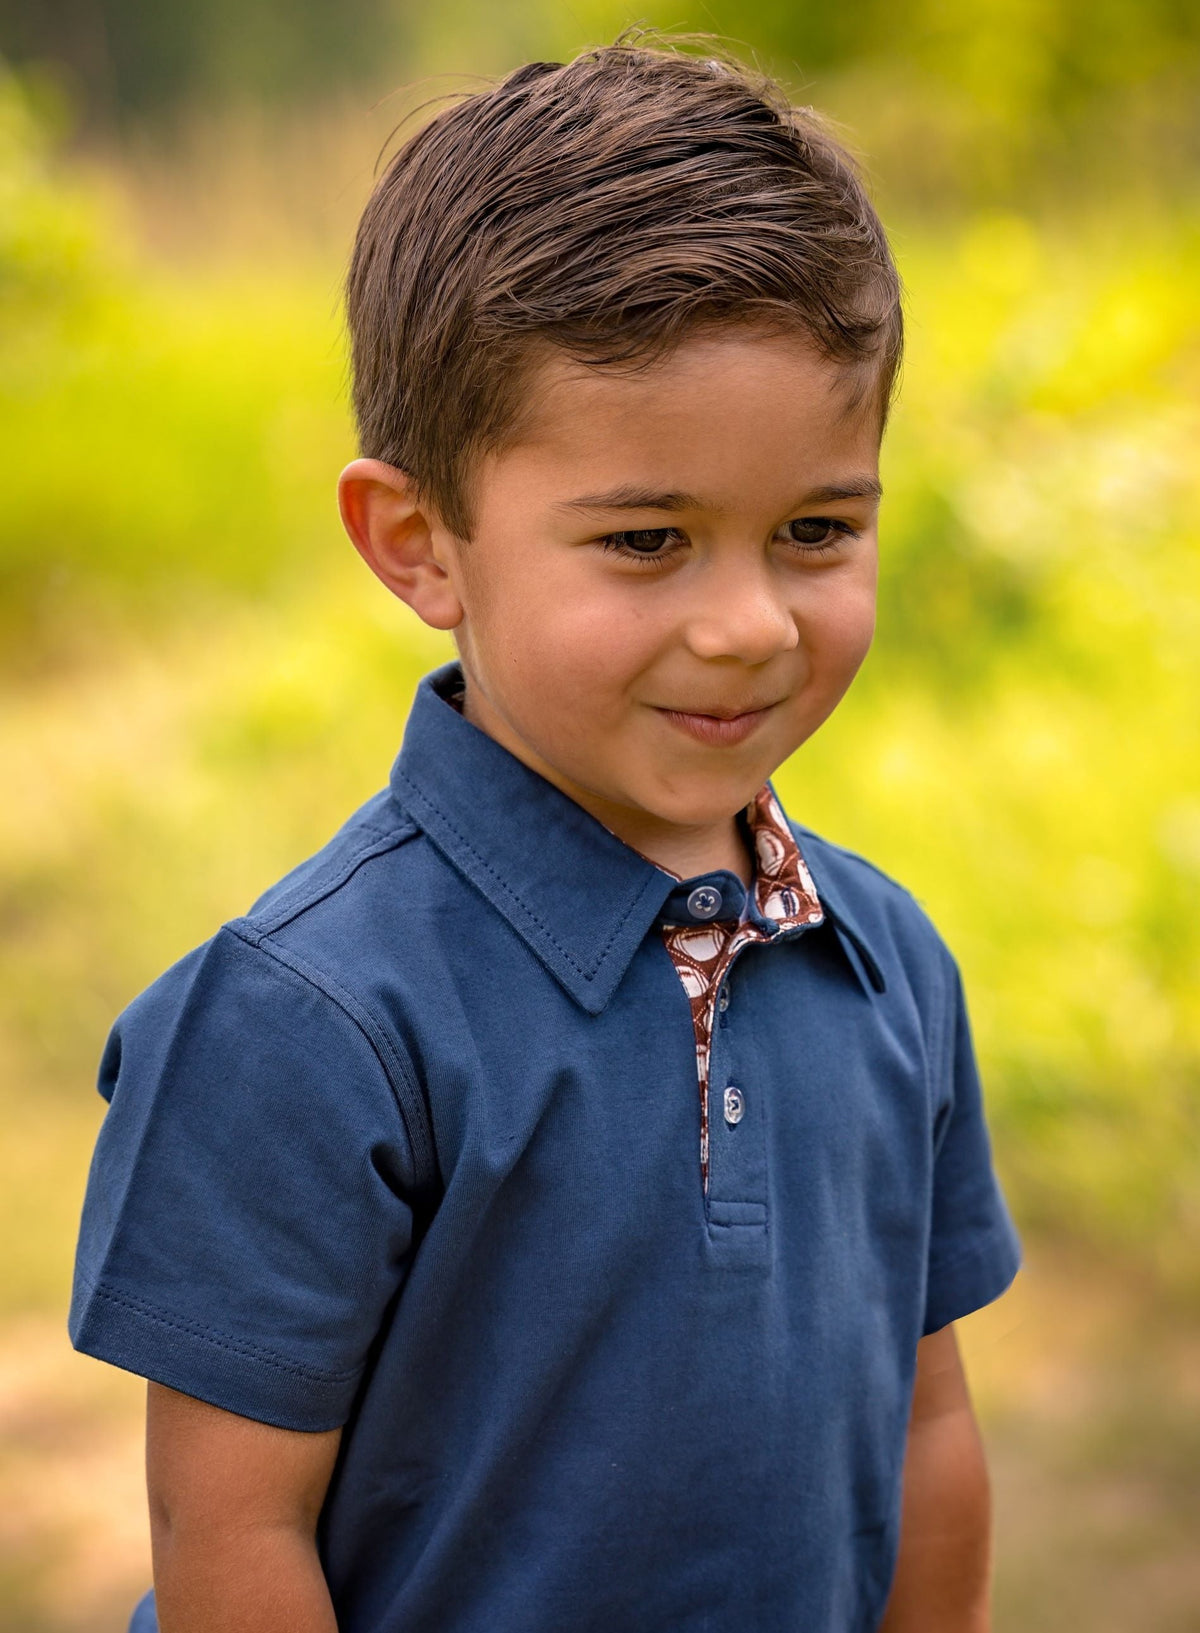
[640, 775, 766, 828]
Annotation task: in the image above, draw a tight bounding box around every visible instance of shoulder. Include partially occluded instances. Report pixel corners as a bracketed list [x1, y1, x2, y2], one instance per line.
[242, 788, 421, 936]
[102, 790, 438, 1186]
[109, 788, 429, 1101]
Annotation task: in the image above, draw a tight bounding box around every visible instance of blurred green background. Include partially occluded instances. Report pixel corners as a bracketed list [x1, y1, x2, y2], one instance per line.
[1, 3, 1198, 1629]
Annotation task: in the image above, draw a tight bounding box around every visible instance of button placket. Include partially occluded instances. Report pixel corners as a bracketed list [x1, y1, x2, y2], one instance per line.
[704, 940, 771, 1262]
[656, 782, 825, 1262]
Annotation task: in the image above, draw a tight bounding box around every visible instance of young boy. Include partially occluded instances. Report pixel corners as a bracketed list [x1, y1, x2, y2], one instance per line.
[70, 42, 1020, 1633]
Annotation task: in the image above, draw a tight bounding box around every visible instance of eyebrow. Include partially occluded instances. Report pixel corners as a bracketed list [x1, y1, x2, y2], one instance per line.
[556, 476, 883, 513]
[556, 486, 703, 513]
[804, 477, 884, 504]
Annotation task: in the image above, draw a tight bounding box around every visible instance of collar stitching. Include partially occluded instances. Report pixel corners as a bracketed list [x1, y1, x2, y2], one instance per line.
[394, 770, 661, 983]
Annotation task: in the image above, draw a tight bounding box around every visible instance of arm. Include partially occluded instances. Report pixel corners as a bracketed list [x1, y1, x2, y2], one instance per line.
[878, 1323, 992, 1633]
[146, 1382, 342, 1633]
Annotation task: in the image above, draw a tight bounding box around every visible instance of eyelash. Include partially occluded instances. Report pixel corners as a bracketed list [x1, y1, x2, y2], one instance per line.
[597, 519, 858, 565]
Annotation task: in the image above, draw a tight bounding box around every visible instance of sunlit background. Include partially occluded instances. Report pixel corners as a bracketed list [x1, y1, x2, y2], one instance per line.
[1, 2, 1198, 1628]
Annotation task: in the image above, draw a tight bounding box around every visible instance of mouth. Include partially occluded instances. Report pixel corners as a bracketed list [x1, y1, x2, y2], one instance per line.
[654, 701, 781, 747]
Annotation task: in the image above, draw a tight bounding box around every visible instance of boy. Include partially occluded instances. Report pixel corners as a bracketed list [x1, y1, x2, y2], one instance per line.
[70, 41, 1020, 1633]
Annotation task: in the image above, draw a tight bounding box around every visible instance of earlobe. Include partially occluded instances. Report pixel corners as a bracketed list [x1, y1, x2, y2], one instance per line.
[337, 458, 464, 631]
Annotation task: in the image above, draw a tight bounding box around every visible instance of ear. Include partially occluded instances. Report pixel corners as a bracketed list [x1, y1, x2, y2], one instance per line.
[338, 459, 464, 631]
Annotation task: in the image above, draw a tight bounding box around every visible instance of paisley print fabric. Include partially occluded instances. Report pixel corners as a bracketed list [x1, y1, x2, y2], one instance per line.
[661, 786, 823, 1192]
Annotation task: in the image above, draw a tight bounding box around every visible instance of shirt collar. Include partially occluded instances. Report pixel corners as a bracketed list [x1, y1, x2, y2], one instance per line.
[389, 662, 885, 1009]
[795, 842, 889, 995]
[390, 663, 676, 1014]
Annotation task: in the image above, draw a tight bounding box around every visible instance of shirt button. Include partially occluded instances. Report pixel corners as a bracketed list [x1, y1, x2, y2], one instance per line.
[687, 885, 723, 919]
[723, 1085, 745, 1126]
[718, 987, 730, 1013]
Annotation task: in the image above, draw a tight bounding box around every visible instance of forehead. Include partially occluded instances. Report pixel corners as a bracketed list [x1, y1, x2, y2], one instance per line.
[488, 329, 883, 509]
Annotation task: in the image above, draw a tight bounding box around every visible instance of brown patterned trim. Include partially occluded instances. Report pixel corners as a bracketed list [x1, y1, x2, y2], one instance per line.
[661, 787, 822, 1193]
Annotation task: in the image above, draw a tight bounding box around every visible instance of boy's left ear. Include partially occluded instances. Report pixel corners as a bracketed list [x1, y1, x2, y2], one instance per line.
[338, 459, 464, 631]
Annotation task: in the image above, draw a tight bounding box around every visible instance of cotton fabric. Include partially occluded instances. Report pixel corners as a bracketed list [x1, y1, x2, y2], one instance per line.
[71, 660, 1020, 1633]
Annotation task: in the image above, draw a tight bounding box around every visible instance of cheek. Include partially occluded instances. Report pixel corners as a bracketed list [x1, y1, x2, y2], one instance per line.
[478, 565, 663, 701]
[779, 583, 875, 751]
[844, 584, 878, 665]
[803, 575, 877, 680]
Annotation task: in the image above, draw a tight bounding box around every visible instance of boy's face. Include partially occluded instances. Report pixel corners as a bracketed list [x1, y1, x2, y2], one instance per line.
[349, 329, 882, 863]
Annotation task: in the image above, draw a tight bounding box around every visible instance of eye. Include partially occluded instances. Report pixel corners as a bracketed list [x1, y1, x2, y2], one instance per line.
[783, 517, 856, 554]
[598, 527, 684, 561]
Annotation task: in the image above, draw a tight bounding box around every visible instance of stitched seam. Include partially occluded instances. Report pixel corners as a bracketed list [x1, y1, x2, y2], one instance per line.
[395, 771, 652, 981]
[928, 954, 948, 1116]
[226, 924, 436, 1193]
[76, 1272, 358, 1383]
[250, 819, 418, 935]
[927, 950, 957, 1148]
[253, 826, 402, 928]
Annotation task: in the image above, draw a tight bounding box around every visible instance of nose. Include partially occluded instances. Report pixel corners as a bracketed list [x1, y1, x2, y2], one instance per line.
[681, 556, 799, 666]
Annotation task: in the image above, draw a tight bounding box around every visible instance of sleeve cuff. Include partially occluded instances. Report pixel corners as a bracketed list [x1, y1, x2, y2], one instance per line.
[922, 1214, 1022, 1335]
[68, 1273, 356, 1432]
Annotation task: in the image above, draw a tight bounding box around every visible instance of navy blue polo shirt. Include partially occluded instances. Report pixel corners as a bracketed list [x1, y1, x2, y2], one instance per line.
[71, 660, 1020, 1633]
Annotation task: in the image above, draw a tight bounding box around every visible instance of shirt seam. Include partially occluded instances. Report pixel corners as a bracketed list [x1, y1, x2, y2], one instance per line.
[927, 949, 951, 1126]
[74, 1269, 360, 1384]
[223, 922, 438, 1201]
[928, 947, 963, 1156]
[248, 817, 419, 937]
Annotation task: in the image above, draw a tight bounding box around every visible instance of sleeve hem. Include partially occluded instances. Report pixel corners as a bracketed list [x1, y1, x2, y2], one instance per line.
[68, 1275, 356, 1432]
[922, 1218, 1022, 1336]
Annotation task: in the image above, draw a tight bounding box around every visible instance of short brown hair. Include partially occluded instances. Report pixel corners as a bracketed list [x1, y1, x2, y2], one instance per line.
[347, 40, 903, 538]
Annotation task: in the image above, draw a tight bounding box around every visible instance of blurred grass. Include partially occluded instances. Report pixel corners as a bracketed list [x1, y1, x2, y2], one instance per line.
[0, 45, 1198, 1630]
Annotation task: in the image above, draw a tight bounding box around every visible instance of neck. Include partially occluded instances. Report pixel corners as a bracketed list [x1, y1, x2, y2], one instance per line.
[586, 800, 754, 885]
[459, 676, 754, 885]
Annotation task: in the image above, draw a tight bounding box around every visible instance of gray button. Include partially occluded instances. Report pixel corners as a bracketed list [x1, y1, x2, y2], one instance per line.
[718, 986, 730, 1013]
[687, 885, 723, 919]
[723, 1085, 745, 1126]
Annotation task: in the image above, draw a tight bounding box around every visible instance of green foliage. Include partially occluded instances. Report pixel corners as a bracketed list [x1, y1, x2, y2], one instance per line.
[0, 65, 1197, 1314]
[3, 0, 1198, 206]
[0, 71, 350, 670]
[0, 0, 404, 118]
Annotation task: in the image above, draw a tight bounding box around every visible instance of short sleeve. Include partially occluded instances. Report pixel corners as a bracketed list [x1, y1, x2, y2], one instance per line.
[922, 955, 1021, 1335]
[69, 927, 418, 1430]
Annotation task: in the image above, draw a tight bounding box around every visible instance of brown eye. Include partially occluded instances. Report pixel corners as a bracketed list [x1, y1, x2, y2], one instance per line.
[599, 528, 684, 559]
[787, 518, 838, 547]
[611, 529, 673, 553]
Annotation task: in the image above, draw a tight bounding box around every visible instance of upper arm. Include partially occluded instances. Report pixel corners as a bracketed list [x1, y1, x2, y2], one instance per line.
[70, 929, 418, 1431]
[882, 1324, 992, 1632]
[909, 1323, 972, 1426]
[146, 1381, 342, 1538]
[902, 1324, 990, 1563]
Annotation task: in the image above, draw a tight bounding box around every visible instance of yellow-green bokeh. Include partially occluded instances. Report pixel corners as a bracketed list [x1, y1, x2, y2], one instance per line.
[1, 10, 1198, 1624]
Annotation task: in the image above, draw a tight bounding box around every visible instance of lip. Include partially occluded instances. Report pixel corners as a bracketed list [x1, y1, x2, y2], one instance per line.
[655, 702, 780, 747]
